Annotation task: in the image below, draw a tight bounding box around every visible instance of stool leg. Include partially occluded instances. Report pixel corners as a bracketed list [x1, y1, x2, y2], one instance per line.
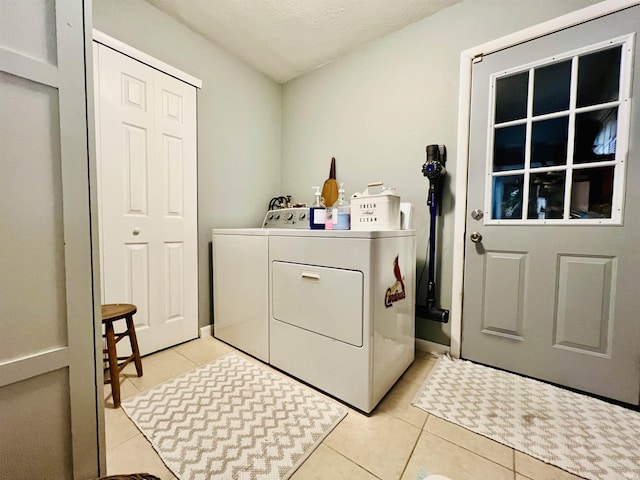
[126, 314, 143, 377]
[104, 320, 121, 408]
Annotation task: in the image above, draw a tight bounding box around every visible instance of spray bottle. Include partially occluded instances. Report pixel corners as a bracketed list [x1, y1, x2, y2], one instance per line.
[309, 186, 326, 230]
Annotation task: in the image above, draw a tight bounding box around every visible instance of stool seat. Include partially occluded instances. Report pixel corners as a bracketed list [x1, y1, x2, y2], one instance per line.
[102, 303, 137, 322]
[102, 303, 143, 408]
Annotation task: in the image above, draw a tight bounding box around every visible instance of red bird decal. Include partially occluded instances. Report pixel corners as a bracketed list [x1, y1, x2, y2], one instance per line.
[393, 255, 405, 293]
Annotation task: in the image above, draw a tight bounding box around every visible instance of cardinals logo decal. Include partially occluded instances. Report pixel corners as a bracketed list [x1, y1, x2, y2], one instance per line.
[385, 255, 406, 308]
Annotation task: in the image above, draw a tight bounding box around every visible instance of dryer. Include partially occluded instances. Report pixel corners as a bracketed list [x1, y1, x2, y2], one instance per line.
[268, 229, 415, 413]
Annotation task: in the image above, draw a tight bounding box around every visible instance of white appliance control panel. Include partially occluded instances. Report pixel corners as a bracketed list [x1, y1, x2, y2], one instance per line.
[262, 207, 310, 229]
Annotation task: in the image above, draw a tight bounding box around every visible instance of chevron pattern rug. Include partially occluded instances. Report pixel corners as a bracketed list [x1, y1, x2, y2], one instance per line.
[121, 353, 347, 480]
[413, 356, 640, 480]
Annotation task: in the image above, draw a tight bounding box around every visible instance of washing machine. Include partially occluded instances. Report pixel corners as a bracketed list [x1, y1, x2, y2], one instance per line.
[212, 208, 416, 413]
[211, 227, 269, 361]
[211, 208, 309, 362]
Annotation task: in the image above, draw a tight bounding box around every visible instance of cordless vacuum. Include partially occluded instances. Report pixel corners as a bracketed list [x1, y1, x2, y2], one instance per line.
[416, 144, 450, 323]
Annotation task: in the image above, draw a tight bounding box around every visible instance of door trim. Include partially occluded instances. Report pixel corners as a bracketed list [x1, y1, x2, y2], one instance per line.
[92, 29, 202, 89]
[451, 0, 640, 358]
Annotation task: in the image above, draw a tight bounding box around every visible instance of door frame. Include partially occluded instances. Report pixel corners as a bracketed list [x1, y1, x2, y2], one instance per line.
[92, 30, 202, 89]
[450, 0, 640, 358]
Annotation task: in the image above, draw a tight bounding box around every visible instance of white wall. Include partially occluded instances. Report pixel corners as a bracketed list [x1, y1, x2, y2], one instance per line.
[93, 0, 282, 328]
[281, 0, 601, 344]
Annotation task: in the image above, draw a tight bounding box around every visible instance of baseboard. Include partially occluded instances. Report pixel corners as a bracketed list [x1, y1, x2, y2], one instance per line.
[200, 324, 212, 338]
[415, 338, 450, 356]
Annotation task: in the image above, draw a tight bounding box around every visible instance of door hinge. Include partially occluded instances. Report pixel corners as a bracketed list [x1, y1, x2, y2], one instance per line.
[472, 54, 483, 64]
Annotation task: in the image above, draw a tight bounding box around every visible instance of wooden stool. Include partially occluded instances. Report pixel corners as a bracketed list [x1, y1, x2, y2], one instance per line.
[102, 303, 143, 408]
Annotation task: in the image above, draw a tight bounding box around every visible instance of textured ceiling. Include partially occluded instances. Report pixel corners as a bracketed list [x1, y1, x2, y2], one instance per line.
[144, 0, 461, 83]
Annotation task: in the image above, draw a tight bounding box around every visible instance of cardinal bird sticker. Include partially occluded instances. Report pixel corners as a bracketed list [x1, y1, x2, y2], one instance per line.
[385, 255, 406, 308]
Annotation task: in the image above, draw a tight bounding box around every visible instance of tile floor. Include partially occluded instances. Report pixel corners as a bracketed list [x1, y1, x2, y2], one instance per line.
[104, 335, 583, 480]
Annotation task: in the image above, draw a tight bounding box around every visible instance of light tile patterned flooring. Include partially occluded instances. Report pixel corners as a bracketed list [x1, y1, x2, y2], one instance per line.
[105, 335, 582, 480]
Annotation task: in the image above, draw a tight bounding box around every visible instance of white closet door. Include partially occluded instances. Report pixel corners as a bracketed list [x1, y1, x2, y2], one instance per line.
[95, 43, 198, 355]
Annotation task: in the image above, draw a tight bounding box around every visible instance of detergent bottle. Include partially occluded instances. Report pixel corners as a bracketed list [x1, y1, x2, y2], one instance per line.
[309, 186, 326, 230]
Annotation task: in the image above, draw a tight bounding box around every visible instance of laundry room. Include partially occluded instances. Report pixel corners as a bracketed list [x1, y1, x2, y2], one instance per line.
[93, 0, 604, 350]
[7, 0, 639, 478]
[88, 2, 640, 478]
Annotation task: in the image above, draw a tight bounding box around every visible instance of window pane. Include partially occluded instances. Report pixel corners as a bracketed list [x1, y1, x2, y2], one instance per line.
[533, 60, 571, 116]
[576, 46, 621, 107]
[493, 124, 526, 172]
[495, 72, 529, 123]
[531, 116, 568, 168]
[573, 108, 617, 164]
[528, 171, 566, 219]
[492, 175, 523, 219]
[570, 166, 614, 219]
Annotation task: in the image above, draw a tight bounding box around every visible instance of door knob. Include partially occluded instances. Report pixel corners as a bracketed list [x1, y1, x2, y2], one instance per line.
[470, 232, 483, 243]
[133, 227, 141, 235]
[471, 209, 484, 220]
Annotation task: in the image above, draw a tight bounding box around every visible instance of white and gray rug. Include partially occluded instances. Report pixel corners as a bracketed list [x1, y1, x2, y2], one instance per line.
[122, 353, 347, 480]
[412, 356, 640, 480]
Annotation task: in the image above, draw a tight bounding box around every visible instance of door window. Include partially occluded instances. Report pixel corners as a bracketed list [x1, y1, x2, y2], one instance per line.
[486, 37, 633, 224]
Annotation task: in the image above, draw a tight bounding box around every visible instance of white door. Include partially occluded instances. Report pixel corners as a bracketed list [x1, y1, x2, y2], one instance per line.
[1, 1, 102, 477]
[462, 6, 640, 405]
[94, 43, 198, 355]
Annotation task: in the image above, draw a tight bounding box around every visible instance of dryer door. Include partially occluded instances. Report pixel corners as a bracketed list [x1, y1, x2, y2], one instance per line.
[272, 262, 363, 347]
